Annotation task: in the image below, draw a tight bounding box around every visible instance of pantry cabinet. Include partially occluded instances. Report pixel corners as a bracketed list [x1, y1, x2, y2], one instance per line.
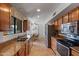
[0, 3, 11, 31]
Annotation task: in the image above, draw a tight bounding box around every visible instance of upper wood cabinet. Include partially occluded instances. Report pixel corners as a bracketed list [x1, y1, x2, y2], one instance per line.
[69, 11, 72, 22]
[63, 14, 69, 23]
[69, 8, 79, 22]
[72, 8, 79, 21]
[57, 17, 62, 30]
[0, 3, 11, 31]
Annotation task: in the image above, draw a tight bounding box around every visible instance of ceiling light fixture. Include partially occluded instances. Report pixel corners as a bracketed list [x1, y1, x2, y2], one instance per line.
[37, 9, 40, 12]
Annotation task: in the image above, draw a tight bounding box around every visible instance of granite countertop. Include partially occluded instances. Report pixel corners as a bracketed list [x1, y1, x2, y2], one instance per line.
[71, 46, 79, 53]
[0, 39, 27, 56]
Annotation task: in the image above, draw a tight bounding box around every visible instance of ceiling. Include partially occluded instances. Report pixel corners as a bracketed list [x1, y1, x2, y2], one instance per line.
[11, 3, 64, 24]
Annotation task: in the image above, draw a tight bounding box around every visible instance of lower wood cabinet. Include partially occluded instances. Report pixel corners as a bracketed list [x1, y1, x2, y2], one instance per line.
[16, 43, 26, 56]
[16, 41, 29, 56]
[15, 40, 33, 56]
[71, 49, 79, 56]
[51, 37, 57, 50]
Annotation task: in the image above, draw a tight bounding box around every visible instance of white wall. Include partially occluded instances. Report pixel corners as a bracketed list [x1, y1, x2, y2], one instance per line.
[38, 23, 45, 40]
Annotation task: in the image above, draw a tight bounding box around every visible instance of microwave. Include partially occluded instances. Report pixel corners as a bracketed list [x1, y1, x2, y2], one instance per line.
[71, 21, 79, 35]
[61, 21, 79, 36]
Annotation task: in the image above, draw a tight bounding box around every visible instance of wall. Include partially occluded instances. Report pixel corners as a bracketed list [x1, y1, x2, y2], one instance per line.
[38, 23, 46, 40]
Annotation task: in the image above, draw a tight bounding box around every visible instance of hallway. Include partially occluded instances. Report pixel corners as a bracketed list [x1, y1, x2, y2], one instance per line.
[29, 39, 55, 56]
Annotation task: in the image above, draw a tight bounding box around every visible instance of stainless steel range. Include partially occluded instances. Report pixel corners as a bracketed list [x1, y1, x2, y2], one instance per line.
[57, 39, 79, 56]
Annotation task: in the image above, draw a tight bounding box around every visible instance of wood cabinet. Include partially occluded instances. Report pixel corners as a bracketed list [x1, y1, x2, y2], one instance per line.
[71, 49, 79, 56]
[26, 40, 29, 55]
[57, 17, 62, 30]
[51, 7, 79, 35]
[69, 11, 72, 22]
[63, 14, 69, 23]
[0, 3, 11, 31]
[71, 8, 79, 22]
[54, 20, 58, 30]
[16, 40, 32, 56]
[69, 8, 79, 22]
[51, 37, 57, 50]
[17, 43, 26, 56]
[23, 20, 27, 32]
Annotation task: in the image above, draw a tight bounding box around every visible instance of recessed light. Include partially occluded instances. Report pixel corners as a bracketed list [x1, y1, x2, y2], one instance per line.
[37, 15, 40, 18]
[37, 9, 40, 12]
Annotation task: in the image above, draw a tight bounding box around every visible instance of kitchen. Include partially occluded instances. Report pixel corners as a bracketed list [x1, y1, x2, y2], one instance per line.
[0, 3, 79, 56]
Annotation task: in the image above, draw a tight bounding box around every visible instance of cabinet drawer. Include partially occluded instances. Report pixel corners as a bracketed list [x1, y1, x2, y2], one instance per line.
[71, 50, 79, 56]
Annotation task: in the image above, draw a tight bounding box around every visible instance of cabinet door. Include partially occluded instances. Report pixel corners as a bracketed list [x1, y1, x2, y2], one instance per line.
[71, 49, 79, 56]
[26, 41, 29, 55]
[63, 14, 69, 23]
[57, 17, 62, 30]
[69, 8, 79, 22]
[72, 8, 79, 21]
[16, 44, 26, 56]
[51, 37, 57, 50]
[69, 11, 72, 22]
[0, 3, 11, 31]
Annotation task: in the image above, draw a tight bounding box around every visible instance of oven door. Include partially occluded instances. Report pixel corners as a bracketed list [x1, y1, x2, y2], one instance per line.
[57, 42, 70, 56]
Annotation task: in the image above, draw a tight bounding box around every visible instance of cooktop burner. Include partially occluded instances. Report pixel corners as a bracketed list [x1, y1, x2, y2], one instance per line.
[57, 39, 79, 47]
